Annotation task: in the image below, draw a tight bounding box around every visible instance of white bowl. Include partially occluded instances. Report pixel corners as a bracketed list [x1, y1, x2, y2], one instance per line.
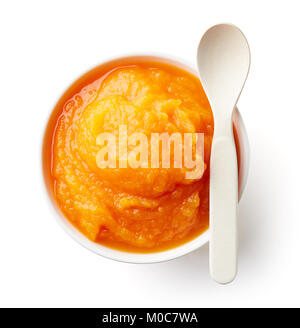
[42, 54, 250, 264]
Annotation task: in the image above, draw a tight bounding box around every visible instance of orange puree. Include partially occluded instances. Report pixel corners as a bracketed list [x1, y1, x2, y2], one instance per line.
[49, 60, 214, 253]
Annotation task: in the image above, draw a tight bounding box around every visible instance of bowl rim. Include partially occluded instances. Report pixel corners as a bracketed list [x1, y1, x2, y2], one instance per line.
[41, 52, 250, 264]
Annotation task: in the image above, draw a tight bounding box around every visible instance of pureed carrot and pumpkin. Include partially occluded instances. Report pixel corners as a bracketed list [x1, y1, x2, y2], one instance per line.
[49, 59, 214, 253]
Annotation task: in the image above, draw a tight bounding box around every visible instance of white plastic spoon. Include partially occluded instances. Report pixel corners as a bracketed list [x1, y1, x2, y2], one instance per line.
[197, 24, 250, 284]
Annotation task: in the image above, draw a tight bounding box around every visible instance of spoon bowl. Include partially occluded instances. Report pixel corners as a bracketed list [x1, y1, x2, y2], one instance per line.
[198, 25, 250, 121]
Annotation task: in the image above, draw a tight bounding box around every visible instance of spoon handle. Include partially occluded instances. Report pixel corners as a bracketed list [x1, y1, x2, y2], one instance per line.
[209, 134, 238, 284]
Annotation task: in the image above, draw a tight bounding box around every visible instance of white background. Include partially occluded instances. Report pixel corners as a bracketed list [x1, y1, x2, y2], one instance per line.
[0, 0, 299, 308]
